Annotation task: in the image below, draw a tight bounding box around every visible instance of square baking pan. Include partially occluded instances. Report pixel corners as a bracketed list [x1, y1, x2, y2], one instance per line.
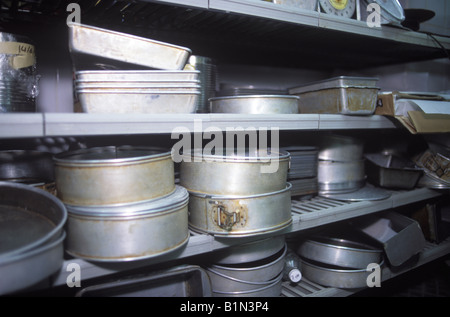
[68, 23, 191, 70]
[289, 76, 379, 115]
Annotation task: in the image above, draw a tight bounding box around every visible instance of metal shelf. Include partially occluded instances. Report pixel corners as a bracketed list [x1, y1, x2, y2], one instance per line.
[0, 113, 398, 138]
[49, 187, 442, 288]
[1, 0, 448, 69]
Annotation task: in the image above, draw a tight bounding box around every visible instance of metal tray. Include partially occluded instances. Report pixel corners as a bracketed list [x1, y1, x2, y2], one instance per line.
[76, 89, 200, 114]
[75, 70, 200, 82]
[272, 0, 318, 11]
[211, 235, 285, 265]
[75, 265, 212, 297]
[75, 81, 201, 89]
[68, 23, 191, 70]
[365, 153, 423, 189]
[289, 76, 379, 115]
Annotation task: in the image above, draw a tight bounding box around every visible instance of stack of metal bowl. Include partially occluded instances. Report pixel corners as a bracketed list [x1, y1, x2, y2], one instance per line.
[317, 135, 366, 197]
[53, 146, 190, 262]
[282, 146, 318, 198]
[179, 148, 293, 237]
[205, 237, 287, 297]
[0, 32, 39, 112]
[0, 182, 67, 295]
[74, 70, 201, 113]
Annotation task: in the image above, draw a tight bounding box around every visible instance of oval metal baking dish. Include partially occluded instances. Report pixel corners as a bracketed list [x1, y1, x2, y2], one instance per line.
[65, 185, 189, 262]
[297, 237, 383, 269]
[209, 95, 299, 114]
[54, 146, 175, 206]
[188, 183, 292, 237]
[0, 181, 67, 259]
[180, 148, 290, 196]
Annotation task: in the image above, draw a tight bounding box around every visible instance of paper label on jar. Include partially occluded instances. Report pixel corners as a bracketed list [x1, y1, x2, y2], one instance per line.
[0, 41, 35, 69]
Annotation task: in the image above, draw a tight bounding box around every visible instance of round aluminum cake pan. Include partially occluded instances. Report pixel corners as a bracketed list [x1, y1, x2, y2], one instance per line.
[0, 181, 67, 259]
[0, 231, 65, 295]
[75, 70, 200, 82]
[318, 134, 364, 162]
[65, 185, 189, 262]
[188, 183, 292, 237]
[297, 237, 383, 269]
[209, 95, 299, 114]
[206, 245, 286, 283]
[300, 258, 384, 289]
[211, 273, 283, 297]
[211, 235, 285, 265]
[54, 146, 175, 206]
[318, 159, 365, 194]
[179, 148, 290, 196]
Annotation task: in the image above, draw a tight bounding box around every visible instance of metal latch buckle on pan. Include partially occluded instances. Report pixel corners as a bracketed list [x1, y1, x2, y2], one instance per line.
[213, 204, 240, 231]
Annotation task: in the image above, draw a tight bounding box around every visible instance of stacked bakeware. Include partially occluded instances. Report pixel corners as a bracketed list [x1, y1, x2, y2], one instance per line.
[0, 182, 67, 295]
[179, 148, 292, 237]
[296, 232, 384, 289]
[204, 237, 286, 297]
[187, 55, 217, 113]
[74, 70, 201, 113]
[68, 22, 199, 113]
[317, 135, 366, 197]
[282, 146, 318, 198]
[53, 146, 189, 262]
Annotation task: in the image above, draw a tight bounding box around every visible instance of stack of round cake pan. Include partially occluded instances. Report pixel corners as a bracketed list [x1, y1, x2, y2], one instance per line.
[317, 135, 366, 196]
[297, 235, 384, 289]
[74, 70, 201, 113]
[205, 240, 286, 297]
[53, 146, 190, 262]
[282, 146, 318, 198]
[0, 32, 39, 112]
[179, 148, 293, 237]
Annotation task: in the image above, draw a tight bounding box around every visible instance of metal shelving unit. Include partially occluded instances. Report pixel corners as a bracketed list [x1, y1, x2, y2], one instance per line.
[1, 0, 449, 297]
